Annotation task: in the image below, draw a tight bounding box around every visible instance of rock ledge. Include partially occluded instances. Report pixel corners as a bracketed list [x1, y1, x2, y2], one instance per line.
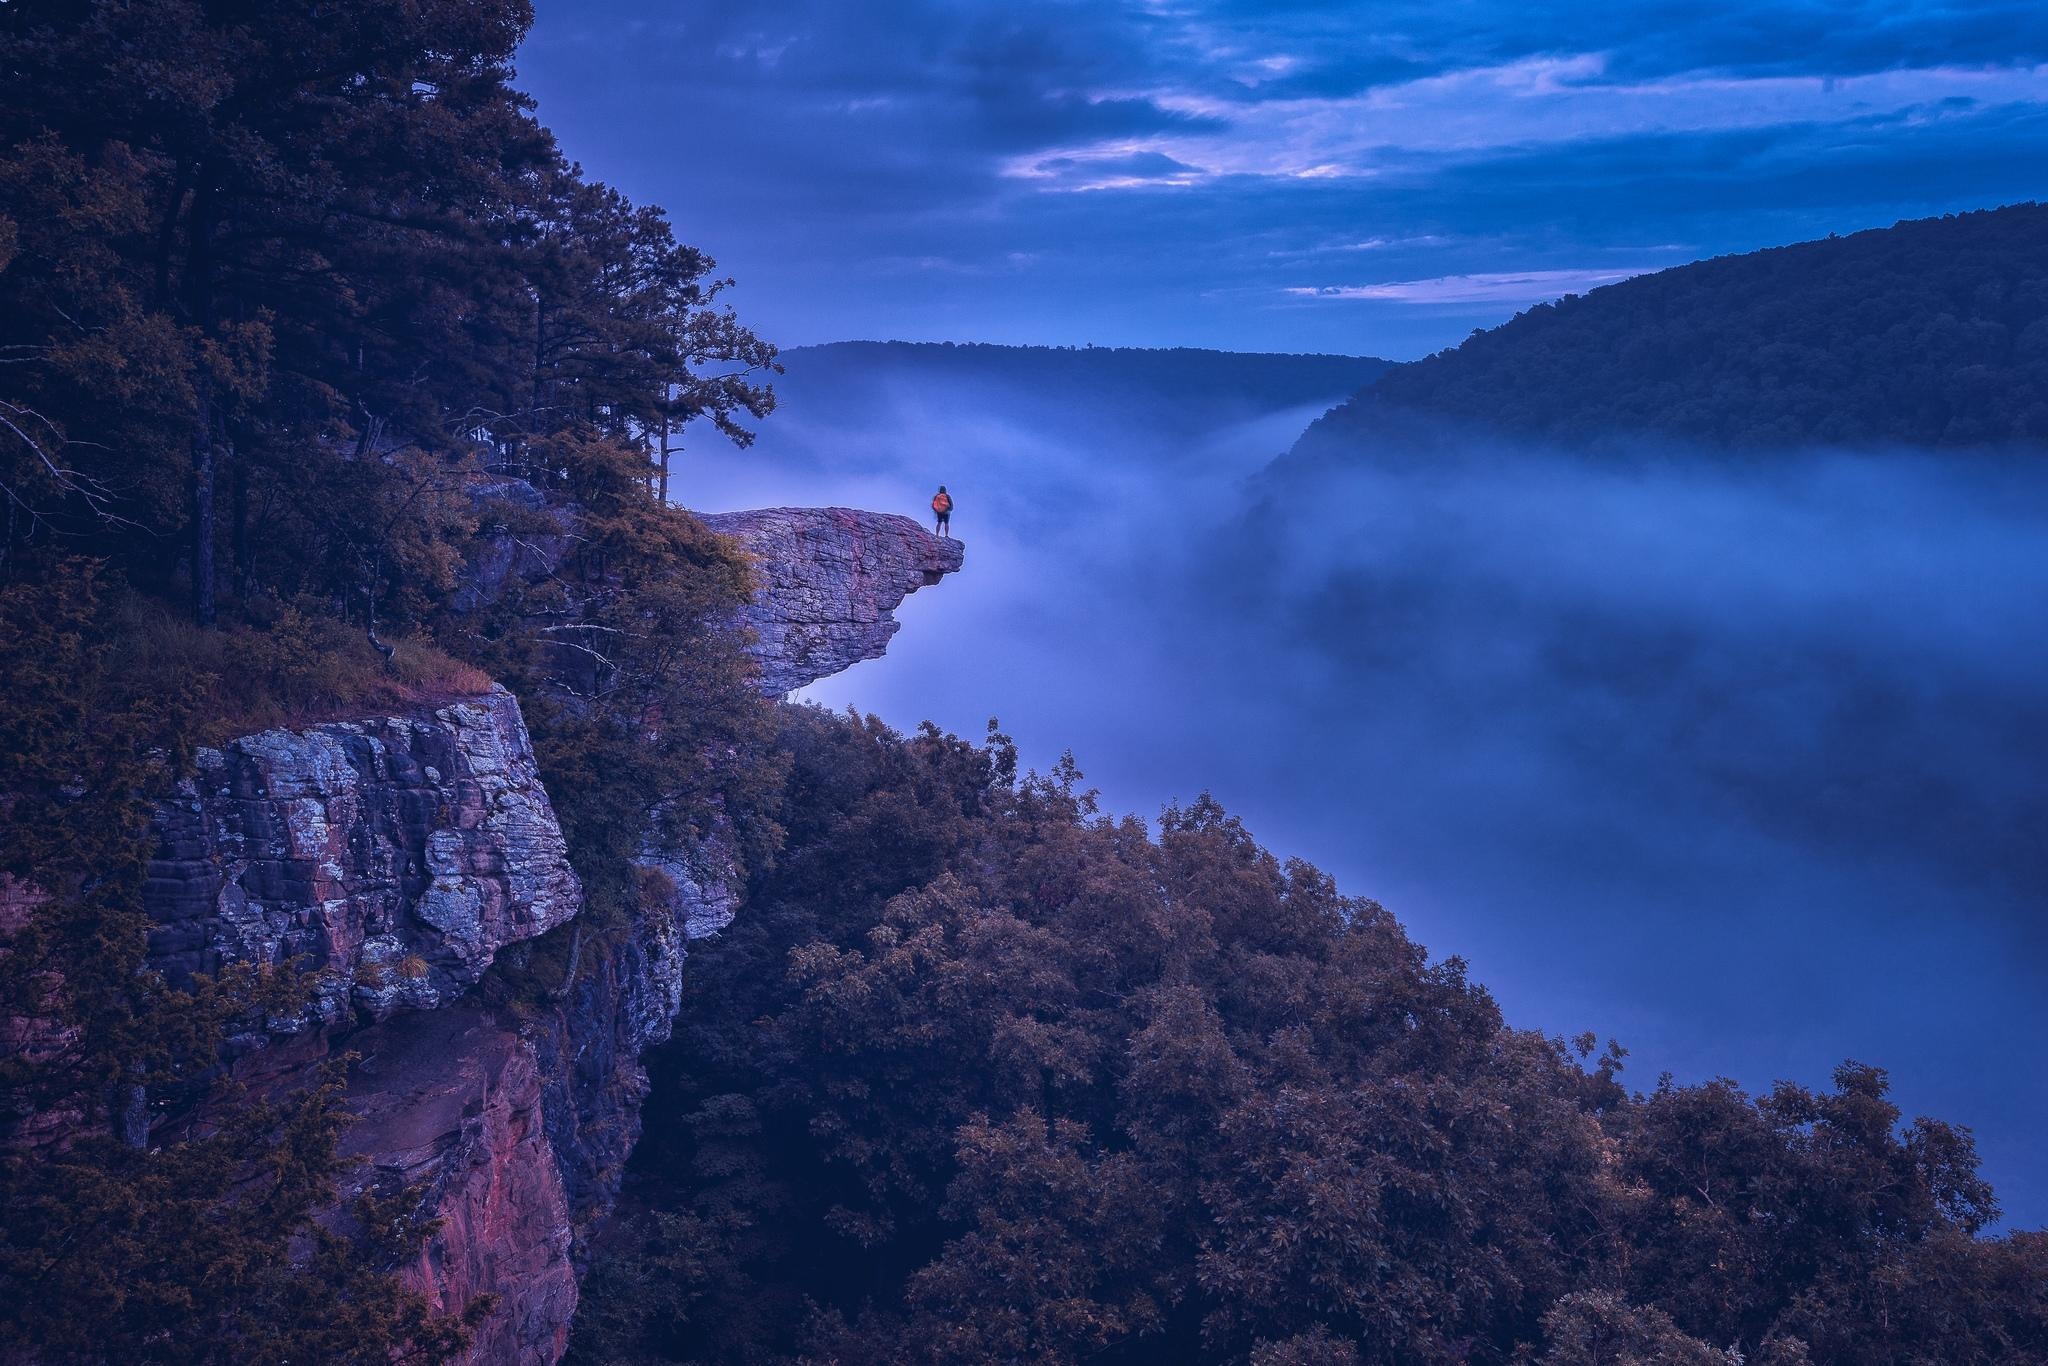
[701, 507, 964, 695]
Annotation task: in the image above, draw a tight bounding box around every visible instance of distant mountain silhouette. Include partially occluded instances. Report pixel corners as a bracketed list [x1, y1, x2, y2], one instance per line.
[1290, 202, 2048, 463]
[783, 341, 1391, 439]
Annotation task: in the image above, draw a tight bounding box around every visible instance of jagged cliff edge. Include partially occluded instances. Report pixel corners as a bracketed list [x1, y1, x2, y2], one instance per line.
[134, 505, 961, 1362]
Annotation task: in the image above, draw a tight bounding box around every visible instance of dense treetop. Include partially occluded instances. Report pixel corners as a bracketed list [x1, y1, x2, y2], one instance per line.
[767, 343, 1390, 460]
[572, 706, 2048, 1366]
[790, 342, 1387, 407]
[1292, 203, 2048, 462]
[0, 0, 774, 609]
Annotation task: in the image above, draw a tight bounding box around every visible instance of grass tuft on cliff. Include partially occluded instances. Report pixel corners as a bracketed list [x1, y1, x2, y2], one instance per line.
[111, 593, 495, 742]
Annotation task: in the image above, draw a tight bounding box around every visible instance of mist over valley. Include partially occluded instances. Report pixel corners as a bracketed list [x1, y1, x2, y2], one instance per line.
[11, 5, 2048, 1357]
[689, 336, 2048, 1227]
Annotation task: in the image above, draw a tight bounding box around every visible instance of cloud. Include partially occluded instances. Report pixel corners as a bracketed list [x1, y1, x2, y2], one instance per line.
[1286, 266, 1657, 305]
[1040, 57, 2048, 185]
[517, 1, 2048, 353]
[1011, 148, 1205, 191]
[1188, 0, 2048, 92]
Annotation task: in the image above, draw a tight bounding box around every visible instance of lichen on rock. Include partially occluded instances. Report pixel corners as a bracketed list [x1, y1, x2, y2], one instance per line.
[111, 503, 961, 1364]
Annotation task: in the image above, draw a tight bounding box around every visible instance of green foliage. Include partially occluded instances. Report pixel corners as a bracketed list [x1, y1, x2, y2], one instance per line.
[0, 564, 205, 1117]
[0, 0, 781, 1356]
[1302, 203, 2048, 456]
[571, 707, 2048, 1366]
[453, 425, 783, 941]
[0, 0, 775, 623]
[0, 565, 478, 1361]
[0, 1063, 484, 1364]
[567, 1210, 739, 1366]
[1534, 1293, 1733, 1366]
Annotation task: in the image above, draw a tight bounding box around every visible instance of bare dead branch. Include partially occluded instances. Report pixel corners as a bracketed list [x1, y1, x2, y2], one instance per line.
[0, 399, 138, 528]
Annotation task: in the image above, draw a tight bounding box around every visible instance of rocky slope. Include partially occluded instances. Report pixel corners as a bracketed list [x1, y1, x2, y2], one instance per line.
[128, 505, 962, 1363]
[345, 1007, 578, 1362]
[135, 689, 579, 1360]
[702, 508, 965, 695]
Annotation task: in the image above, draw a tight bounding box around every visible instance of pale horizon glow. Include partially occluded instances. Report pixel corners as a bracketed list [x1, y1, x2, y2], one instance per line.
[1284, 266, 1656, 305]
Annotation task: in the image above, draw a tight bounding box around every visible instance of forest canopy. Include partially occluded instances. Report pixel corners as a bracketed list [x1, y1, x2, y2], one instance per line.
[2, 3, 2045, 1364]
[572, 706, 2048, 1366]
[1294, 203, 2048, 461]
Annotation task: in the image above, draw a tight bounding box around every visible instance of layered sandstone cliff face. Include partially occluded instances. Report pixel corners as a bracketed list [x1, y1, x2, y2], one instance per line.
[701, 507, 965, 695]
[339, 1008, 578, 1363]
[125, 505, 962, 1363]
[138, 689, 584, 1361]
[147, 688, 580, 1033]
[139, 690, 725, 1363]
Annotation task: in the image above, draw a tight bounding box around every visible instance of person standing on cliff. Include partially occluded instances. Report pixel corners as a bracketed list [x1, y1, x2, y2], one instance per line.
[931, 485, 953, 537]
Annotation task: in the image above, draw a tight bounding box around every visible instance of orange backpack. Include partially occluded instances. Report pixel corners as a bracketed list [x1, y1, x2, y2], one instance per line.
[932, 491, 952, 514]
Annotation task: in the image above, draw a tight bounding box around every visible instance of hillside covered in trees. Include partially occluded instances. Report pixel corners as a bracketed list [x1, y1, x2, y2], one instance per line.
[779, 342, 1387, 427]
[2, 2, 2046, 1364]
[1291, 204, 2048, 462]
[574, 707, 2047, 1365]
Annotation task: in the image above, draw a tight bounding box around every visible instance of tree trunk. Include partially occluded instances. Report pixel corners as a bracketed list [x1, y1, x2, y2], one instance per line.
[112, 1067, 148, 1149]
[186, 181, 216, 626]
[151, 163, 191, 312]
[531, 295, 547, 423]
[657, 409, 671, 503]
[364, 550, 394, 664]
[231, 437, 251, 599]
[191, 372, 215, 625]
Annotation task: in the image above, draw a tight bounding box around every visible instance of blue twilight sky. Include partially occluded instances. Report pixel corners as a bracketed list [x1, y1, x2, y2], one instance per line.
[515, 0, 2048, 357]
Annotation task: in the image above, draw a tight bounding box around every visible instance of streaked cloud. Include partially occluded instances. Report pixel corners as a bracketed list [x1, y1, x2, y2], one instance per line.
[1007, 58, 2048, 186]
[1010, 148, 1204, 191]
[1286, 267, 1658, 305]
[517, 0, 2048, 354]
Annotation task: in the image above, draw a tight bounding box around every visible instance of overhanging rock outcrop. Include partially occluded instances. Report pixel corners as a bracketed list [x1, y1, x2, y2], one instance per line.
[700, 507, 964, 695]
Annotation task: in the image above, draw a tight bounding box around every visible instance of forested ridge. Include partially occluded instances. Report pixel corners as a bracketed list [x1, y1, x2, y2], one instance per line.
[784, 342, 1388, 412]
[0, 3, 2044, 1364]
[572, 708, 2048, 1366]
[1294, 203, 2048, 461]
[761, 342, 1391, 463]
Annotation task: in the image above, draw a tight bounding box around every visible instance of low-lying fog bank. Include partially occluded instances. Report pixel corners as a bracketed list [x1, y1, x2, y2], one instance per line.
[683, 349, 2048, 1226]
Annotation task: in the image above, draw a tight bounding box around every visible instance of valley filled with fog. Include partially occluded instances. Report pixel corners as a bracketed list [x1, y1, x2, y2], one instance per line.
[682, 343, 2048, 1225]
